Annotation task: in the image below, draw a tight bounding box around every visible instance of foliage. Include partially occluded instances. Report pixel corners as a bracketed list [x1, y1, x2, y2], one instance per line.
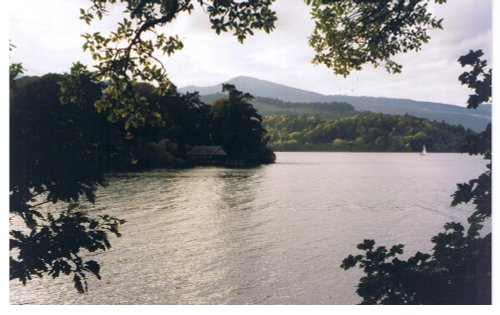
[451, 124, 491, 218]
[10, 209, 125, 293]
[341, 227, 491, 304]
[452, 50, 492, 220]
[307, 0, 446, 76]
[77, 0, 446, 125]
[342, 51, 492, 304]
[118, 83, 213, 169]
[10, 73, 274, 291]
[263, 113, 473, 152]
[12, 72, 274, 169]
[458, 50, 492, 109]
[79, 0, 277, 128]
[9, 63, 25, 91]
[210, 84, 276, 164]
[9, 44, 25, 93]
[10, 72, 126, 292]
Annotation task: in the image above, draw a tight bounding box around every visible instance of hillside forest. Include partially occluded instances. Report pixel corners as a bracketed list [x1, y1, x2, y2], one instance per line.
[201, 93, 358, 120]
[263, 114, 474, 152]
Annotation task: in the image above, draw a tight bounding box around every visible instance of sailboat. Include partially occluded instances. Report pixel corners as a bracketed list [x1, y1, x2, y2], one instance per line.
[421, 145, 427, 155]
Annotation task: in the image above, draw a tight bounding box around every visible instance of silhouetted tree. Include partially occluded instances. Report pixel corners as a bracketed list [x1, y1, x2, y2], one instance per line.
[458, 50, 492, 109]
[342, 50, 491, 304]
[10, 70, 126, 292]
[210, 84, 275, 165]
[77, 0, 446, 126]
[119, 83, 212, 169]
[306, 0, 447, 76]
[9, 69, 210, 291]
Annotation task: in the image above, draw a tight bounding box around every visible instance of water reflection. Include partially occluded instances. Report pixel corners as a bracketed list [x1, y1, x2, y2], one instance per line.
[10, 153, 486, 304]
[210, 168, 276, 303]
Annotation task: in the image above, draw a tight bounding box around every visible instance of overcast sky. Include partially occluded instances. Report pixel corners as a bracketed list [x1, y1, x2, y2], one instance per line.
[9, 0, 493, 106]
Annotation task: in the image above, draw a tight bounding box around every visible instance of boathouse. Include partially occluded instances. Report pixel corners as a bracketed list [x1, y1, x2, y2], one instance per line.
[187, 146, 228, 165]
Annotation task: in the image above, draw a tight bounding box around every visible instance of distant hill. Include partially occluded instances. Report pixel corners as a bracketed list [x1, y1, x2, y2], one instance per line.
[180, 76, 328, 102]
[179, 76, 491, 132]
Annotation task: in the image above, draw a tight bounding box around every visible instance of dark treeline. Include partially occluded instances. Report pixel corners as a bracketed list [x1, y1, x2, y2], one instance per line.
[252, 97, 356, 119]
[202, 93, 358, 119]
[263, 114, 475, 152]
[10, 74, 275, 174]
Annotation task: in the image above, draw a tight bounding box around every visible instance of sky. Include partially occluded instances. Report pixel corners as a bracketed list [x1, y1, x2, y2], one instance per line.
[8, 0, 493, 106]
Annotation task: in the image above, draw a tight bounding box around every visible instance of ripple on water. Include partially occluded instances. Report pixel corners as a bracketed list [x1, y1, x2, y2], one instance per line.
[10, 152, 487, 304]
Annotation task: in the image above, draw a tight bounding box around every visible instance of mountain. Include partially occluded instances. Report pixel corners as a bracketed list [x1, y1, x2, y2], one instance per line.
[179, 76, 491, 132]
[179, 76, 330, 102]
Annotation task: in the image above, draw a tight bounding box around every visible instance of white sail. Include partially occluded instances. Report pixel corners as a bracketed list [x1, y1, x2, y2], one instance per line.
[421, 145, 427, 155]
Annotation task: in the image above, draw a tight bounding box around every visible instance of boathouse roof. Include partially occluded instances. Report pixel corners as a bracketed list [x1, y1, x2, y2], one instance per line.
[187, 146, 227, 156]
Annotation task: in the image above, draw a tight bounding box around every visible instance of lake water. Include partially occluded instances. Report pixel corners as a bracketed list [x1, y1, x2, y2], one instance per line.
[10, 152, 488, 304]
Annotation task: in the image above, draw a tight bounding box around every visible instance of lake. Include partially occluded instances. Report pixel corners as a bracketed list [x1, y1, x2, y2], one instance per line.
[10, 152, 488, 304]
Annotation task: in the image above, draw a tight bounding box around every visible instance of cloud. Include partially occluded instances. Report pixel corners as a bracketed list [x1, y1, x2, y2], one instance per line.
[9, 0, 492, 106]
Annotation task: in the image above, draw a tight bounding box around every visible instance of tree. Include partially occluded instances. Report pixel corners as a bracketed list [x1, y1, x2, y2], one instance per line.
[210, 84, 275, 164]
[341, 51, 492, 304]
[9, 68, 214, 292]
[458, 50, 492, 109]
[263, 113, 471, 152]
[306, 0, 447, 76]
[10, 70, 126, 293]
[79, 0, 278, 128]
[78, 0, 446, 125]
[117, 82, 212, 169]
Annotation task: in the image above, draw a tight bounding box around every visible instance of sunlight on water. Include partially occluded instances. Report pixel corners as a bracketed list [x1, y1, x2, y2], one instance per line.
[10, 152, 487, 304]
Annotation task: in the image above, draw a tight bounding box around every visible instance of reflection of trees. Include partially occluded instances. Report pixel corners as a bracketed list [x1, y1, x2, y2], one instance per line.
[208, 167, 276, 302]
[215, 168, 262, 211]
